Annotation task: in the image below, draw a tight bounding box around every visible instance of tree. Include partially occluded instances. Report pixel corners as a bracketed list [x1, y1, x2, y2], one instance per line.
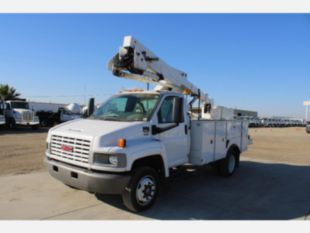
[0, 84, 21, 100]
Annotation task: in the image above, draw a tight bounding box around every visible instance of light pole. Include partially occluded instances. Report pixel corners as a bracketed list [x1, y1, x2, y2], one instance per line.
[304, 101, 310, 122]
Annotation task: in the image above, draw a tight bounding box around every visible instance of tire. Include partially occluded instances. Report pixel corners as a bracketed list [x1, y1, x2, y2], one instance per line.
[219, 147, 239, 177]
[31, 125, 39, 130]
[122, 166, 159, 212]
[7, 118, 16, 129]
[40, 120, 48, 127]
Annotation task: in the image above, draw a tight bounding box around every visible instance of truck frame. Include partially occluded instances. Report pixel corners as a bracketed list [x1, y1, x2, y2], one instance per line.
[45, 36, 252, 212]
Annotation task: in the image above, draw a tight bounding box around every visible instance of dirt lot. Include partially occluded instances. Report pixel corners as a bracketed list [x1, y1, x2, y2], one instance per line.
[0, 127, 310, 219]
[244, 127, 310, 165]
[0, 129, 47, 176]
[0, 127, 309, 176]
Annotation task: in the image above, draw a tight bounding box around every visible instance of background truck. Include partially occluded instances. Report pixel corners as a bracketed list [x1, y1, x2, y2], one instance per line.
[306, 122, 310, 133]
[5, 100, 40, 129]
[30, 101, 82, 127]
[0, 100, 5, 127]
[45, 36, 252, 212]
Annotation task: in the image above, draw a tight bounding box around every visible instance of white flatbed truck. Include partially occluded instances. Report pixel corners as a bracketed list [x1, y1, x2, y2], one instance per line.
[45, 36, 252, 212]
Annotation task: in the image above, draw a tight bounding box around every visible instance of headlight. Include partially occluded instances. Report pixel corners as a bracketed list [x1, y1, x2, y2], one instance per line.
[14, 113, 21, 119]
[93, 153, 126, 167]
[108, 155, 118, 166]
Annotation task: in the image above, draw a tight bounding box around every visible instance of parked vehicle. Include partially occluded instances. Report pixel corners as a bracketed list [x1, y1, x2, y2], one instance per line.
[0, 100, 5, 127]
[45, 36, 252, 212]
[32, 102, 82, 127]
[5, 100, 40, 129]
[261, 118, 273, 127]
[306, 122, 310, 133]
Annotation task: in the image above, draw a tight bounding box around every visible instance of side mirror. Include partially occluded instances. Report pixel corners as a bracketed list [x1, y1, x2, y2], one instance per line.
[88, 98, 95, 117]
[172, 97, 183, 123]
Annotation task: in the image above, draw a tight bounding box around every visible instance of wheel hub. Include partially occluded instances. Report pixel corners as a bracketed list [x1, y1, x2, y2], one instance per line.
[228, 154, 236, 173]
[136, 176, 156, 206]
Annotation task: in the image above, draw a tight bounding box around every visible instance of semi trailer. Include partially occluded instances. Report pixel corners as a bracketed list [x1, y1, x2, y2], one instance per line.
[45, 36, 252, 212]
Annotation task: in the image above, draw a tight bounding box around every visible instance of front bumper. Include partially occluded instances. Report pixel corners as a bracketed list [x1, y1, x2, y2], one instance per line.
[16, 120, 39, 126]
[45, 158, 131, 194]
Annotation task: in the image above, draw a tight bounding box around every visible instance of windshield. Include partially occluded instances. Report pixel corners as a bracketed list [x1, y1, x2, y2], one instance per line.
[11, 101, 29, 109]
[91, 93, 160, 122]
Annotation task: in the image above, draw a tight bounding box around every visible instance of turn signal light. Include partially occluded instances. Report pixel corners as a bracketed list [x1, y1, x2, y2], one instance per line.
[183, 89, 191, 95]
[117, 138, 126, 148]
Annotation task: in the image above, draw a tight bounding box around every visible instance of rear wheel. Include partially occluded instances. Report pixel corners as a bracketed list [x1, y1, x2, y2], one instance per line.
[219, 147, 239, 177]
[122, 166, 159, 212]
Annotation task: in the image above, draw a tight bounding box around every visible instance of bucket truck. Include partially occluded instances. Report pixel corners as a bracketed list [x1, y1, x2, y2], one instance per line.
[45, 36, 252, 212]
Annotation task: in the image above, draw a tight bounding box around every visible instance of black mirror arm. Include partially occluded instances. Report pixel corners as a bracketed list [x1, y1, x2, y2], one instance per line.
[152, 123, 179, 135]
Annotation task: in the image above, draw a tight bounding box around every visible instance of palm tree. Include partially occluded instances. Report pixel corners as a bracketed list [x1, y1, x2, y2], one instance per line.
[0, 84, 21, 100]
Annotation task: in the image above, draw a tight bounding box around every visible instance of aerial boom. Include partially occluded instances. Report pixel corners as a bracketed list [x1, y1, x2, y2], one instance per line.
[108, 36, 210, 104]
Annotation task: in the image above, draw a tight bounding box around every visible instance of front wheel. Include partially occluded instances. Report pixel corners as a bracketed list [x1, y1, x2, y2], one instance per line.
[122, 166, 159, 212]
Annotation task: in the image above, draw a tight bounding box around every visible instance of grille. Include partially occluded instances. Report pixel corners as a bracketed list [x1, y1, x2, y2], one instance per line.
[50, 134, 91, 165]
[22, 111, 33, 122]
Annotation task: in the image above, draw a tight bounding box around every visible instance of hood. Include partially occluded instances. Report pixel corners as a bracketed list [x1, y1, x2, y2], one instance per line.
[49, 118, 147, 138]
[13, 108, 33, 114]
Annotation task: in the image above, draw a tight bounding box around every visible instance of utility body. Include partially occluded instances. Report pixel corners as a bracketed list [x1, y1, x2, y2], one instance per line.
[45, 36, 252, 212]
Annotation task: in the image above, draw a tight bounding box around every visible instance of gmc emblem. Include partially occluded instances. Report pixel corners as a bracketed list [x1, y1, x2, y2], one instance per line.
[61, 145, 73, 152]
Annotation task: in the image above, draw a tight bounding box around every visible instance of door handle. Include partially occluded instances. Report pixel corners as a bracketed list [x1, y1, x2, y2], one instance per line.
[184, 125, 188, 135]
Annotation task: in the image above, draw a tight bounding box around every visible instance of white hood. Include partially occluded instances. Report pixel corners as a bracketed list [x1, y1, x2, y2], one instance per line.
[49, 118, 146, 138]
[13, 108, 32, 113]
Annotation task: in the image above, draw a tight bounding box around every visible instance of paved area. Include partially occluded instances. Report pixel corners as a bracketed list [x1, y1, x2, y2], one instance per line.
[1, 157, 310, 220]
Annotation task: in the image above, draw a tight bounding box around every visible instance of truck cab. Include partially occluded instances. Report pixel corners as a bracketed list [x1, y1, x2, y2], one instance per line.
[5, 100, 40, 129]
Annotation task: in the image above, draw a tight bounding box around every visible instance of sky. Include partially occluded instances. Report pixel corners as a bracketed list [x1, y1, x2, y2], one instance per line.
[0, 14, 309, 118]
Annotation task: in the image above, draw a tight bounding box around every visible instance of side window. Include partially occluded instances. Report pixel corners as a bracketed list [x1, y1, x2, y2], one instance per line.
[157, 96, 183, 124]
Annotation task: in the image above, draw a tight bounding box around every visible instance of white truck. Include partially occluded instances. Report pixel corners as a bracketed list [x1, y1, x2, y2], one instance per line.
[31, 101, 82, 127]
[45, 36, 252, 212]
[0, 100, 5, 127]
[5, 100, 40, 129]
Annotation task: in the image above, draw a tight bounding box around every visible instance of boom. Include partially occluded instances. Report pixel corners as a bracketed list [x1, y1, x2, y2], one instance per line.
[108, 36, 210, 104]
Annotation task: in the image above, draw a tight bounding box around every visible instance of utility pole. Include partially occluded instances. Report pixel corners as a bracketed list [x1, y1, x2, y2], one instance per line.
[304, 101, 310, 122]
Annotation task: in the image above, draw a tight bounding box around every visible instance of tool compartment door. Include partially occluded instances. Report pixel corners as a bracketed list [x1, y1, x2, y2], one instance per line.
[189, 120, 215, 165]
[214, 121, 227, 160]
